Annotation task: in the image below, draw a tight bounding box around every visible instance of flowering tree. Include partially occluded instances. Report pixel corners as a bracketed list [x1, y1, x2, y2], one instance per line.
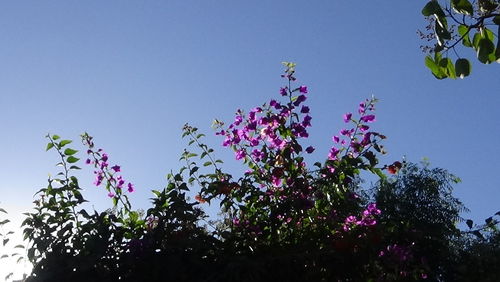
[18, 63, 499, 281]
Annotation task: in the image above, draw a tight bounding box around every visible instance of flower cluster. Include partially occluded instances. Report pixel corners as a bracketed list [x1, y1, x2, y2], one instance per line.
[328, 98, 386, 162]
[378, 243, 413, 262]
[342, 203, 381, 231]
[82, 133, 134, 199]
[208, 63, 391, 247]
[214, 62, 314, 190]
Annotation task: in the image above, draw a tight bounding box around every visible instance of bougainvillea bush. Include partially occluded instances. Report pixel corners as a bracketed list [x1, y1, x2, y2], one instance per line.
[18, 63, 499, 281]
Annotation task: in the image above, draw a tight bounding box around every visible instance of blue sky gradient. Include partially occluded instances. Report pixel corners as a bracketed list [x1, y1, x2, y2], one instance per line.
[1, 1, 499, 243]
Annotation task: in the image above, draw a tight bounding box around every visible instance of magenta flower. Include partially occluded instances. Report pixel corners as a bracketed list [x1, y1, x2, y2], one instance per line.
[328, 147, 340, 160]
[300, 106, 310, 113]
[332, 136, 340, 143]
[271, 175, 282, 187]
[359, 125, 369, 132]
[293, 95, 307, 106]
[302, 115, 312, 127]
[343, 113, 352, 123]
[111, 165, 121, 172]
[360, 115, 376, 123]
[305, 146, 315, 153]
[234, 114, 243, 126]
[251, 149, 265, 161]
[235, 149, 246, 160]
[358, 102, 366, 114]
[127, 183, 134, 193]
[280, 87, 288, 96]
[107, 191, 115, 198]
[340, 129, 352, 136]
[299, 85, 308, 93]
[249, 138, 259, 146]
[101, 153, 108, 162]
[117, 179, 125, 189]
[100, 161, 108, 169]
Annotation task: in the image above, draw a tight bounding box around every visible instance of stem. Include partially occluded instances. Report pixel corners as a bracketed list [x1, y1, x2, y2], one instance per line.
[187, 130, 221, 172]
[47, 135, 80, 228]
[443, 13, 500, 50]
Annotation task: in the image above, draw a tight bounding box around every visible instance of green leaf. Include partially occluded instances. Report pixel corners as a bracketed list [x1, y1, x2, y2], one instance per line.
[496, 43, 500, 62]
[425, 55, 447, 79]
[203, 161, 212, 167]
[458, 25, 472, 47]
[52, 134, 60, 140]
[370, 168, 386, 179]
[46, 142, 54, 151]
[189, 167, 199, 175]
[67, 156, 80, 164]
[439, 57, 456, 79]
[482, 28, 495, 42]
[435, 23, 451, 46]
[59, 140, 72, 147]
[0, 208, 6, 214]
[466, 219, 473, 229]
[64, 148, 78, 156]
[472, 32, 481, 49]
[112, 197, 118, 206]
[477, 38, 495, 64]
[452, 0, 473, 15]
[422, 1, 445, 17]
[455, 58, 471, 78]
[493, 16, 500, 25]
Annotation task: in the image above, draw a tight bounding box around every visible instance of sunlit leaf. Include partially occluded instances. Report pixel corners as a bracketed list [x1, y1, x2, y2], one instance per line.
[64, 148, 78, 156]
[67, 156, 80, 163]
[452, 0, 473, 15]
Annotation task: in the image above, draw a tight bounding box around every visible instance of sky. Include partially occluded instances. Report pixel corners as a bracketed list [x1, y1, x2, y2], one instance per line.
[0, 0, 499, 278]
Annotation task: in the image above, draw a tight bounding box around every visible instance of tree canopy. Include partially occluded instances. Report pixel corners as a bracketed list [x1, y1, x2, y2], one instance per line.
[421, 0, 500, 79]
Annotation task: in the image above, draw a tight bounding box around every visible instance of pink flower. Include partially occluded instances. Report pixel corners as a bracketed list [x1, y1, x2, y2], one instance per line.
[279, 87, 288, 96]
[343, 113, 352, 123]
[328, 147, 340, 160]
[127, 183, 134, 193]
[235, 149, 246, 160]
[299, 85, 308, 93]
[360, 115, 376, 123]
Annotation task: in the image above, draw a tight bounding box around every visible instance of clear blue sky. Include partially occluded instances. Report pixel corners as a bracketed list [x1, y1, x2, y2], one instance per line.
[1, 1, 499, 233]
